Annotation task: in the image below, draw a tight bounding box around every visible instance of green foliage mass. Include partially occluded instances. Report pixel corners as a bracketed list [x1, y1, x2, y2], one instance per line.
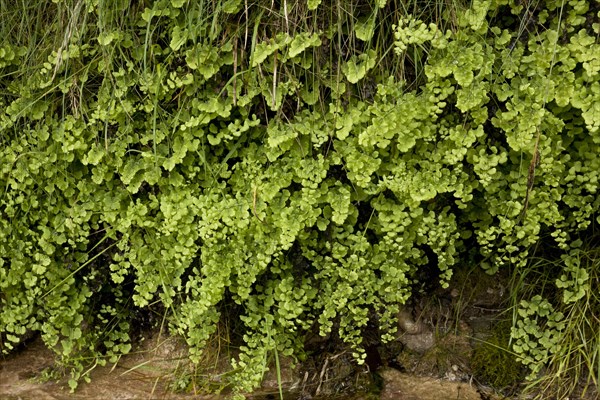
[0, 0, 598, 396]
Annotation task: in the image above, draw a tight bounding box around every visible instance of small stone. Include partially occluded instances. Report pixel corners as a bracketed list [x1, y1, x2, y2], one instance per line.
[445, 371, 457, 381]
[398, 331, 435, 353]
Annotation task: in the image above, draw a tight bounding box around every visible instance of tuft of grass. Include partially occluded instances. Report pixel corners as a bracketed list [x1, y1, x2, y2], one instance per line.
[509, 238, 600, 399]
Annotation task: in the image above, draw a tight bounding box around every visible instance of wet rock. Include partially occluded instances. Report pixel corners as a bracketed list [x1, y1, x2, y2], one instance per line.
[397, 309, 435, 353]
[398, 331, 435, 354]
[379, 368, 481, 400]
[397, 309, 428, 335]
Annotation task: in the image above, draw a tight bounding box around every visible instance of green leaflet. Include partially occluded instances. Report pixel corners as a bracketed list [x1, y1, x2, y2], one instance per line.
[342, 50, 377, 84]
[251, 34, 291, 67]
[355, 13, 377, 42]
[222, 0, 244, 13]
[185, 44, 222, 79]
[307, 0, 321, 11]
[170, 26, 188, 51]
[393, 16, 438, 53]
[288, 32, 321, 58]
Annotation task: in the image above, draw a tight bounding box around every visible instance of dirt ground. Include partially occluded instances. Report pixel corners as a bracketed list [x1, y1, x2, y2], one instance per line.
[0, 335, 211, 400]
[1, 333, 488, 400]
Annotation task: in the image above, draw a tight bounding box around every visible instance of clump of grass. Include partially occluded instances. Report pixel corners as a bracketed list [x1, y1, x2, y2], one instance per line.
[509, 237, 600, 399]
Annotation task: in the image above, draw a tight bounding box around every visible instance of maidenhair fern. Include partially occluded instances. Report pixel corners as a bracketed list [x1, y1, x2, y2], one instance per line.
[0, 0, 598, 397]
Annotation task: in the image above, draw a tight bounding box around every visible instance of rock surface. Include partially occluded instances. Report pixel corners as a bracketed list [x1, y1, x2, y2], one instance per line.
[396, 308, 436, 353]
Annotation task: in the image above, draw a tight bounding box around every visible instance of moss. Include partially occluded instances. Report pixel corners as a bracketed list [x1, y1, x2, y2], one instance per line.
[470, 320, 523, 390]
